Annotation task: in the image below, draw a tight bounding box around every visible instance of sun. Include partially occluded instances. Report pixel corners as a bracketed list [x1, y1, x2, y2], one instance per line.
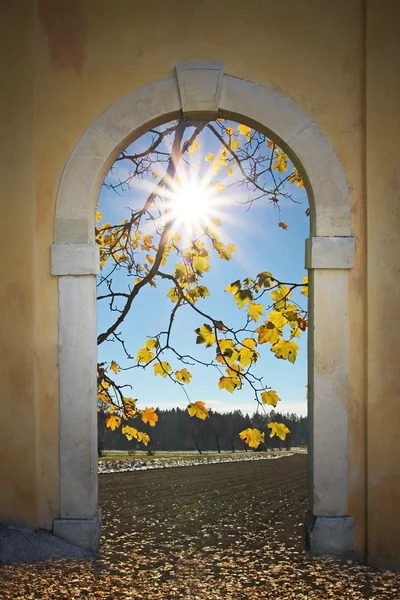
[169, 183, 213, 229]
[164, 173, 223, 235]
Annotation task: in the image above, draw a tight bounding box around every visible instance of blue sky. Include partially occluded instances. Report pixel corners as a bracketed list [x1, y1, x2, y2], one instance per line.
[97, 122, 309, 417]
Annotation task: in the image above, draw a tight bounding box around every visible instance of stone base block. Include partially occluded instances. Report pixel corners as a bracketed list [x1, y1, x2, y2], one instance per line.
[305, 510, 354, 557]
[53, 509, 101, 553]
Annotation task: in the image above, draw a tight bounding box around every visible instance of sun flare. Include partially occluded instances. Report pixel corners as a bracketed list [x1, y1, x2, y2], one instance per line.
[169, 183, 213, 229]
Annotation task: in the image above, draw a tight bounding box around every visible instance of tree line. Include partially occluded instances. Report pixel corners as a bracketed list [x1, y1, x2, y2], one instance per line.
[98, 407, 308, 455]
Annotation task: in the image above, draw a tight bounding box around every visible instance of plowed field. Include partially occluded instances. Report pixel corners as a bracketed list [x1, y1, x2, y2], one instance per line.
[1, 454, 400, 599]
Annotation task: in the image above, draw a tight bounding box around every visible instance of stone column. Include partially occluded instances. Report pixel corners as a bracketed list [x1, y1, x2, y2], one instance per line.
[51, 243, 101, 552]
[305, 236, 355, 556]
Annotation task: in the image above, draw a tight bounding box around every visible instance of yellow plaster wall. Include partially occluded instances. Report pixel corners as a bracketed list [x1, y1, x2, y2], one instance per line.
[5, 0, 398, 567]
[366, 0, 400, 571]
[0, 3, 38, 528]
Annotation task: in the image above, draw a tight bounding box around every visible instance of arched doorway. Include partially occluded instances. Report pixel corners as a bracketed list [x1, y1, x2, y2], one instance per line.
[51, 63, 355, 554]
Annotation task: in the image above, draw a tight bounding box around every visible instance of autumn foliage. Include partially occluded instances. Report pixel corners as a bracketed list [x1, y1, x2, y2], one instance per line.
[96, 120, 308, 448]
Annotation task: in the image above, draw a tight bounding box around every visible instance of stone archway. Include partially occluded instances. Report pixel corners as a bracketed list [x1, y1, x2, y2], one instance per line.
[51, 63, 355, 554]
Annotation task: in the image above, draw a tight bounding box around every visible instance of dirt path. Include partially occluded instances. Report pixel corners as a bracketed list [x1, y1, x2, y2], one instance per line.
[1, 455, 399, 599]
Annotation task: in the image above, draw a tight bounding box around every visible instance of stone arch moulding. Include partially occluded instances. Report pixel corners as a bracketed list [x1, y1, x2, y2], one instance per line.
[51, 62, 356, 555]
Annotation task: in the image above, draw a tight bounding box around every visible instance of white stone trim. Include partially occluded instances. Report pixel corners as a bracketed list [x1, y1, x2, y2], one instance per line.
[305, 237, 356, 269]
[51, 243, 100, 275]
[58, 276, 98, 519]
[176, 62, 225, 119]
[307, 268, 350, 516]
[52, 65, 354, 554]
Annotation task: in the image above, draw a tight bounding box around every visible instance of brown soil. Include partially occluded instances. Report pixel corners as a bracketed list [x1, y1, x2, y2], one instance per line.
[1, 455, 399, 599]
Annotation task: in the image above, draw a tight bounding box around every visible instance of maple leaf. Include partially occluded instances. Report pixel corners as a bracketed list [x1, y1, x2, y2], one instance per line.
[167, 287, 179, 303]
[237, 124, 251, 138]
[218, 376, 239, 393]
[271, 284, 291, 304]
[195, 324, 216, 347]
[136, 347, 154, 364]
[140, 407, 158, 426]
[225, 280, 241, 295]
[122, 425, 138, 441]
[247, 303, 264, 322]
[271, 339, 299, 363]
[106, 415, 121, 431]
[192, 255, 210, 275]
[226, 166, 233, 176]
[145, 338, 158, 350]
[152, 171, 159, 179]
[175, 368, 192, 384]
[123, 397, 137, 418]
[188, 140, 199, 155]
[205, 152, 214, 163]
[268, 421, 290, 440]
[187, 401, 208, 420]
[136, 431, 150, 445]
[278, 221, 288, 230]
[261, 390, 281, 407]
[268, 310, 287, 330]
[239, 428, 265, 449]
[233, 289, 253, 309]
[238, 346, 257, 367]
[256, 321, 281, 345]
[154, 361, 172, 377]
[110, 360, 120, 374]
[302, 275, 308, 297]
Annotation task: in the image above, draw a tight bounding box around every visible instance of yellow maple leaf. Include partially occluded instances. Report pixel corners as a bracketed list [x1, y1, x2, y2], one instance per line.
[110, 360, 120, 374]
[233, 289, 253, 309]
[154, 361, 172, 377]
[238, 346, 257, 367]
[268, 422, 290, 440]
[226, 280, 241, 295]
[123, 397, 137, 418]
[302, 275, 308, 297]
[215, 181, 225, 195]
[188, 140, 200, 155]
[218, 375, 239, 393]
[95, 210, 102, 222]
[122, 425, 138, 441]
[195, 324, 216, 347]
[238, 124, 251, 137]
[226, 166, 234, 176]
[145, 338, 158, 351]
[271, 284, 291, 308]
[247, 303, 264, 322]
[187, 401, 208, 420]
[152, 171, 159, 179]
[205, 152, 215, 163]
[136, 431, 150, 445]
[267, 139, 275, 148]
[261, 390, 281, 407]
[230, 139, 240, 151]
[140, 407, 158, 426]
[268, 310, 287, 330]
[226, 125, 234, 136]
[175, 368, 192, 384]
[271, 339, 299, 363]
[167, 287, 179, 303]
[106, 415, 121, 431]
[239, 428, 265, 449]
[136, 347, 154, 364]
[255, 322, 282, 346]
[192, 255, 210, 274]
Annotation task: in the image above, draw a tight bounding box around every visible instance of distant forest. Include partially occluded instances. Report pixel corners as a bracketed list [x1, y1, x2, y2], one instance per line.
[98, 407, 308, 454]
